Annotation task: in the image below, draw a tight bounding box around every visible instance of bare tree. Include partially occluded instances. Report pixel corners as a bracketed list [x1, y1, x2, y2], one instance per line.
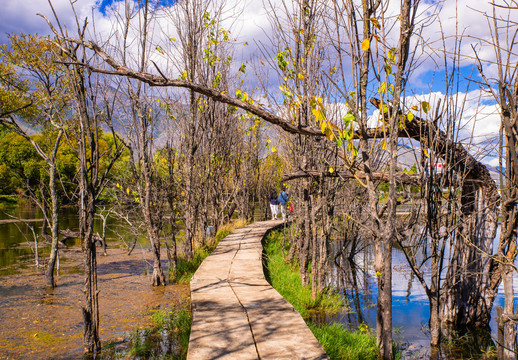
[474, 2, 518, 357]
[42, 6, 126, 353]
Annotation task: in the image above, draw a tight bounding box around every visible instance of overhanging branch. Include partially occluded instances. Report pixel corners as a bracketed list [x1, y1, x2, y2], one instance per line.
[38, 13, 324, 138]
[283, 169, 487, 186]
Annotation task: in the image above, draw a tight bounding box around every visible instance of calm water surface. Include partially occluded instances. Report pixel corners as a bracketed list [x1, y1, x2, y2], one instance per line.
[330, 225, 516, 358]
[1, 203, 514, 358]
[0, 204, 131, 272]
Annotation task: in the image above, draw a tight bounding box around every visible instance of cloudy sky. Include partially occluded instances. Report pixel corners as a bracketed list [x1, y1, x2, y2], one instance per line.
[0, 0, 513, 167]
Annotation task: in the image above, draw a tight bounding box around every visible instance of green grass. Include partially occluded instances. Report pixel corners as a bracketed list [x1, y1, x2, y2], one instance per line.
[0, 195, 18, 203]
[0, 195, 18, 210]
[309, 323, 379, 360]
[128, 305, 191, 360]
[263, 231, 380, 360]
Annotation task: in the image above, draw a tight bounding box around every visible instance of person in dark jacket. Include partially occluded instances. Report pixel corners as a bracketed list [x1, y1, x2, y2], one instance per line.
[269, 191, 279, 220]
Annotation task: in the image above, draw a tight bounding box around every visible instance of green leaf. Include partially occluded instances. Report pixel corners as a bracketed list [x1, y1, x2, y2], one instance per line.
[347, 142, 359, 157]
[421, 101, 430, 114]
[342, 112, 355, 126]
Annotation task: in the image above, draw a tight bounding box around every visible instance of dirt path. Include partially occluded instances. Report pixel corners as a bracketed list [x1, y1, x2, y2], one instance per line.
[0, 246, 188, 360]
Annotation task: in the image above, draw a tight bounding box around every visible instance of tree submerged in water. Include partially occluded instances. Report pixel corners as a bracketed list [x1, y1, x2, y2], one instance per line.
[1, 0, 516, 358]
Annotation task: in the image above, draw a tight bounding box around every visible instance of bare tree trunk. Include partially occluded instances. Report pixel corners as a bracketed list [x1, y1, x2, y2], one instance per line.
[502, 267, 516, 360]
[184, 99, 196, 260]
[45, 164, 59, 287]
[300, 184, 311, 286]
[311, 192, 318, 299]
[150, 231, 166, 286]
[82, 198, 100, 355]
[439, 184, 498, 332]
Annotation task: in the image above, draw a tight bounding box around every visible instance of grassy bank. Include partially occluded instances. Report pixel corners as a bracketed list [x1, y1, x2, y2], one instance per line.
[0, 195, 18, 210]
[263, 230, 380, 360]
[104, 304, 191, 360]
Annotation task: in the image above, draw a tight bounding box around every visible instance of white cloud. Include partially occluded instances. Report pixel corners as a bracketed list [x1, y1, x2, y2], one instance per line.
[0, 0, 109, 41]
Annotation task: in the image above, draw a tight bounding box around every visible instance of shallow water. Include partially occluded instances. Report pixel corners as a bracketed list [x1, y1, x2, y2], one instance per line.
[331, 225, 515, 358]
[0, 204, 140, 272]
[0, 246, 189, 359]
[0, 204, 188, 359]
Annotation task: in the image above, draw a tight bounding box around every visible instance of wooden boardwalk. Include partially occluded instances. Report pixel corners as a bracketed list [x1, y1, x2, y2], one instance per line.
[187, 220, 328, 360]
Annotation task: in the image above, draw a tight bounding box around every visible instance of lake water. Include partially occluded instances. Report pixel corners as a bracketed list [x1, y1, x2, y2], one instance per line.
[0, 204, 132, 273]
[1, 203, 514, 358]
[330, 225, 516, 358]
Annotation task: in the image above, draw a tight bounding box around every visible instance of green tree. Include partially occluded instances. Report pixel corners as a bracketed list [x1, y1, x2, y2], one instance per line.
[0, 33, 72, 287]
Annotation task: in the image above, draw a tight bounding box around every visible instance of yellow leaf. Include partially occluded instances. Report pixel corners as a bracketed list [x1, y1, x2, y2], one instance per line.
[361, 38, 370, 51]
[325, 130, 335, 141]
[423, 148, 430, 158]
[298, 73, 304, 80]
[407, 112, 414, 122]
[271, 146, 277, 152]
[370, 17, 381, 29]
[387, 49, 395, 62]
[329, 167, 334, 174]
[330, 66, 337, 75]
[126, 188, 130, 195]
[381, 140, 388, 150]
[411, 105, 419, 111]
[421, 101, 431, 114]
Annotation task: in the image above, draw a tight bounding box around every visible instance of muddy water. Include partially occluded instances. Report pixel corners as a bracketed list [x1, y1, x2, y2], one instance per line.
[0, 245, 188, 360]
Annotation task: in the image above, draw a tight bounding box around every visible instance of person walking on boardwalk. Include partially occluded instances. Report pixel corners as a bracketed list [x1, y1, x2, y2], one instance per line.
[269, 191, 279, 220]
[278, 187, 289, 221]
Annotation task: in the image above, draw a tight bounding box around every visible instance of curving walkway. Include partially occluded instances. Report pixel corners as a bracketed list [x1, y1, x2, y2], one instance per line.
[187, 220, 329, 360]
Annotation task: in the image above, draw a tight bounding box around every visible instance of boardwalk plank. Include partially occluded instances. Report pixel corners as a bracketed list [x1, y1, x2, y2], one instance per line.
[187, 220, 328, 360]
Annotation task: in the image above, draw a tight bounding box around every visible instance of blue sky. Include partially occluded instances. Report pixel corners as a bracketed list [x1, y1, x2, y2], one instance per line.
[0, 0, 509, 166]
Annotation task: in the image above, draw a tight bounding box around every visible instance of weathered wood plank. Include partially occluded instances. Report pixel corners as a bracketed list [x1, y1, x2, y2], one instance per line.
[187, 220, 328, 360]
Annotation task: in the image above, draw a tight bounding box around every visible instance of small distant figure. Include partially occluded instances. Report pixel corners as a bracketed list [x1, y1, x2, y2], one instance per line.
[278, 187, 289, 221]
[269, 191, 279, 220]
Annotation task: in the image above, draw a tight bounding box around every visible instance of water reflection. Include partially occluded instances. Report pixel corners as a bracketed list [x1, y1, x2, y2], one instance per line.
[0, 204, 132, 271]
[330, 225, 517, 358]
